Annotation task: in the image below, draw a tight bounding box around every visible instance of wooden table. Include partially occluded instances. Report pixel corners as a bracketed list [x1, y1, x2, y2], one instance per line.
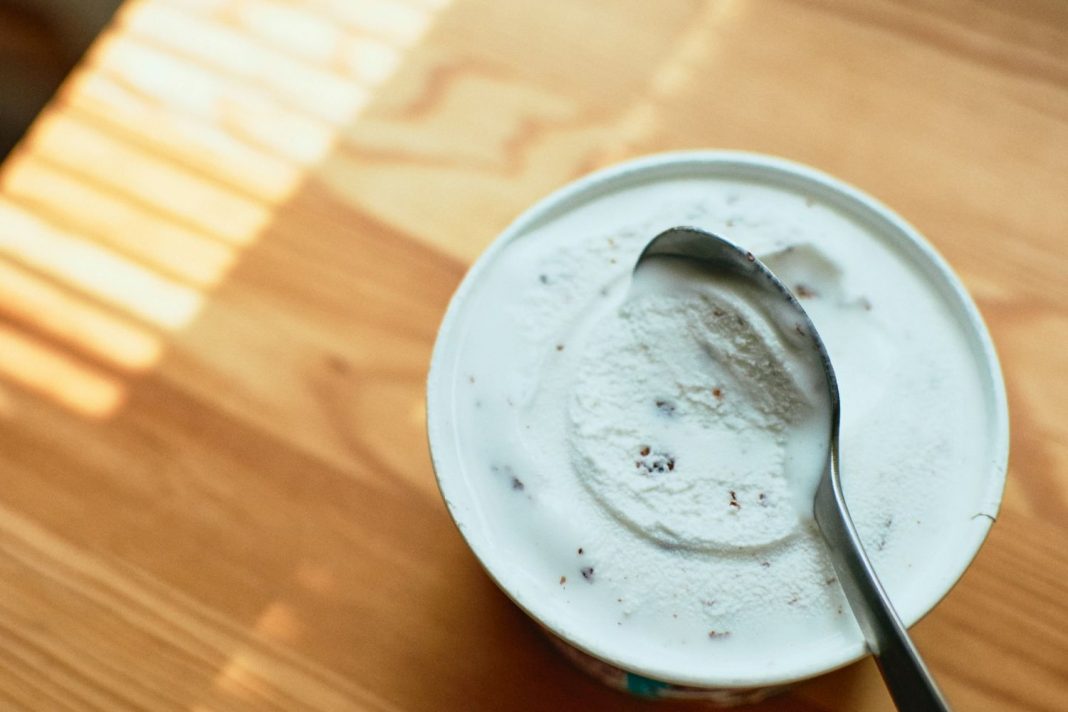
[0, 0, 1065, 709]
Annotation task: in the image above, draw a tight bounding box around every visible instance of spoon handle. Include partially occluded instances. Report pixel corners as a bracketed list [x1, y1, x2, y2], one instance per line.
[814, 462, 952, 712]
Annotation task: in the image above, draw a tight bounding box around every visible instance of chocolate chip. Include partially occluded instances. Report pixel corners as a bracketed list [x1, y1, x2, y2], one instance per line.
[581, 566, 595, 582]
[636, 448, 675, 475]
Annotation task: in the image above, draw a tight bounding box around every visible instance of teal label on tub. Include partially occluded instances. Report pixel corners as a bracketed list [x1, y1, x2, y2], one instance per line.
[625, 672, 670, 698]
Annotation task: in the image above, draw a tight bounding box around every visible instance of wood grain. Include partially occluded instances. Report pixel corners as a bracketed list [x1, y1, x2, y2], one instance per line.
[0, 0, 1065, 709]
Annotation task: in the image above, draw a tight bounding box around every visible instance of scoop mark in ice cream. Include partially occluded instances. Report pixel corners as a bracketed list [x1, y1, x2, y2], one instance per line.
[569, 257, 830, 551]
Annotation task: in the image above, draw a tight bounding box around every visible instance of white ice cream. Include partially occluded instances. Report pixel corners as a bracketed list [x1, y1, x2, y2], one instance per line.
[432, 171, 1001, 686]
[571, 257, 832, 552]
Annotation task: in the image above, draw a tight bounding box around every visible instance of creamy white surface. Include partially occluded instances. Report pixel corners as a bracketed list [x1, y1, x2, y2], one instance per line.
[442, 177, 993, 683]
[571, 258, 831, 551]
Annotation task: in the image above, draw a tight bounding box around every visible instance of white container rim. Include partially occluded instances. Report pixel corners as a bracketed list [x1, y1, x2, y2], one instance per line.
[426, 150, 1009, 689]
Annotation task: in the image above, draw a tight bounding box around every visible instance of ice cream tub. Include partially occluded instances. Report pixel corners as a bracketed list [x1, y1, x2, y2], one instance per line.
[426, 151, 1008, 703]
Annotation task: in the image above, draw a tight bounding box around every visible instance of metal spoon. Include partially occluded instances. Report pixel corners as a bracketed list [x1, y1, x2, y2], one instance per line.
[634, 226, 951, 712]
